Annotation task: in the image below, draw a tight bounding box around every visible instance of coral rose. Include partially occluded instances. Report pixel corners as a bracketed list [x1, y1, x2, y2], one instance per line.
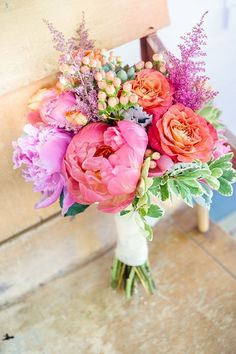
[148, 103, 217, 163]
[130, 69, 173, 116]
[63, 121, 148, 213]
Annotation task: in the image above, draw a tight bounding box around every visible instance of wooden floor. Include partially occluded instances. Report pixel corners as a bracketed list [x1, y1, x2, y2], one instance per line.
[0, 206, 236, 354]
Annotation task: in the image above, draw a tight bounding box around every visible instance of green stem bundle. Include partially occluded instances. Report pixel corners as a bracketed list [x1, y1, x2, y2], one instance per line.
[111, 258, 156, 299]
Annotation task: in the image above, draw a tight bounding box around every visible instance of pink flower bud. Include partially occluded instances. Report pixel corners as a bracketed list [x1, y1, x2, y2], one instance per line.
[129, 94, 138, 104]
[98, 102, 107, 111]
[80, 65, 89, 74]
[135, 61, 145, 70]
[95, 72, 103, 81]
[108, 97, 117, 108]
[82, 57, 90, 65]
[98, 91, 106, 100]
[113, 77, 121, 87]
[106, 71, 115, 81]
[145, 61, 153, 69]
[123, 82, 132, 92]
[119, 96, 129, 105]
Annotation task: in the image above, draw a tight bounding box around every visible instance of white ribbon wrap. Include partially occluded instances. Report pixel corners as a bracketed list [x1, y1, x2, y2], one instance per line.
[114, 212, 148, 266]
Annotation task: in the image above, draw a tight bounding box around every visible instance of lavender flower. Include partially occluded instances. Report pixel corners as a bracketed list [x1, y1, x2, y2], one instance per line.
[166, 12, 218, 110]
[13, 124, 72, 208]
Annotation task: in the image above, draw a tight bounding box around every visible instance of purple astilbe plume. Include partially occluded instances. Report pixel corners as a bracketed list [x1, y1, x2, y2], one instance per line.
[166, 12, 218, 110]
[73, 12, 95, 50]
[45, 15, 99, 121]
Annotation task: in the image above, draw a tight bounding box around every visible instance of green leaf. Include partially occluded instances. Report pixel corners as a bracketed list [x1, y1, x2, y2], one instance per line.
[210, 168, 223, 178]
[180, 168, 211, 179]
[160, 182, 169, 201]
[143, 221, 153, 241]
[205, 176, 220, 190]
[197, 104, 223, 129]
[217, 177, 234, 196]
[175, 181, 194, 207]
[149, 177, 162, 196]
[120, 210, 131, 216]
[64, 202, 89, 216]
[60, 192, 89, 217]
[222, 169, 236, 183]
[168, 179, 180, 196]
[147, 204, 164, 218]
[209, 153, 233, 170]
[194, 182, 213, 210]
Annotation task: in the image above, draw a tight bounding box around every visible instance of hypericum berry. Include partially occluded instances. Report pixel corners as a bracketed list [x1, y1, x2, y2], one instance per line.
[129, 94, 138, 104]
[105, 85, 116, 96]
[95, 72, 103, 81]
[145, 61, 153, 69]
[119, 96, 129, 105]
[98, 102, 107, 111]
[135, 61, 145, 70]
[113, 77, 121, 87]
[98, 91, 106, 100]
[123, 82, 132, 92]
[80, 65, 89, 74]
[106, 71, 115, 81]
[152, 53, 164, 62]
[150, 161, 157, 169]
[152, 152, 161, 160]
[145, 149, 153, 158]
[98, 81, 106, 89]
[82, 57, 90, 65]
[108, 97, 117, 108]
[159, 64, 166, 73]
[90, 59, 97, 68]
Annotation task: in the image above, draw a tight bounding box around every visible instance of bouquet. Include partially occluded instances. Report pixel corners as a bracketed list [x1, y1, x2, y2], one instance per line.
[13, 14, 236, 298]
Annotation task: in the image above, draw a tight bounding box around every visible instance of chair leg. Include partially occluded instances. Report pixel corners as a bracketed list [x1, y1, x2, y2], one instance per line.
[196, 204, 209, 233]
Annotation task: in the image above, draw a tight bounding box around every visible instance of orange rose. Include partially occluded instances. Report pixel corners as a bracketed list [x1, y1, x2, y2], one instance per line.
[130, 69, 173, 116]
[148, 104, 217, 163]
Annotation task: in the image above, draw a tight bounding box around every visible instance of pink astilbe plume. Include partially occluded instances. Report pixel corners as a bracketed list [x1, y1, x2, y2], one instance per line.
[166, 12, 218, 110]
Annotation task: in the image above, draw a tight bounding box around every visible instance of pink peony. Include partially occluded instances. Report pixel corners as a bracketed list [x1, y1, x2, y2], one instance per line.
[27, 88, 89, 132]
[13, 124, 72, 208]
[39, 90, 77, 127]
[63, 121, 148, 213]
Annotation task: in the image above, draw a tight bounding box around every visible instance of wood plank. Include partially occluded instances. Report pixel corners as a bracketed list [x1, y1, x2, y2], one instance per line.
[0, 201, 182, 307]
[172, 206, 236, 277]
[0, 75, 58, 242]
[0, 0, 169, 95]
[0, 206, 116, 307]
[0, 208, 235, 353]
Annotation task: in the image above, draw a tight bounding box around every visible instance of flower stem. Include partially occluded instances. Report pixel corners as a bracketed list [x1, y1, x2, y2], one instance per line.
[111, 257, 156, 299]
